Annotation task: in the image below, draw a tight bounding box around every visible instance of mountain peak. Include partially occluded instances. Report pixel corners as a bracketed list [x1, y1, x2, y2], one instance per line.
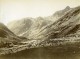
[66, 6, 70, 8]
[65, 6, 70, 10]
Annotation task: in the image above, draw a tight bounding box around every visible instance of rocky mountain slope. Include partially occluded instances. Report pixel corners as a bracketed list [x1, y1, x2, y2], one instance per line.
[30, 6, 80, 40]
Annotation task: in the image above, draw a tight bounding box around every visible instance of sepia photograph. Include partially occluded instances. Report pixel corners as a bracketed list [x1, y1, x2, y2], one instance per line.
[0, 0, 80, 59]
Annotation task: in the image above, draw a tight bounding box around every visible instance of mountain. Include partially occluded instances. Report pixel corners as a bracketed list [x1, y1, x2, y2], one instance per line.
[7, 18, 33, 35]
[19, 6, 72, 39]
[33, 6, 80, 40]
[7, 6, 71, 39]
[7, 17, 51, 38]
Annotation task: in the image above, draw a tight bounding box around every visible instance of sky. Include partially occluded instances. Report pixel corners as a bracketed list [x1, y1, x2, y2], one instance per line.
[0, 0, 80, 24]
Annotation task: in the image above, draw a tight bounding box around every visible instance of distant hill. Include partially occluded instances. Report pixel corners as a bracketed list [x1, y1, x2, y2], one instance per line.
[7, 18, 33, 35]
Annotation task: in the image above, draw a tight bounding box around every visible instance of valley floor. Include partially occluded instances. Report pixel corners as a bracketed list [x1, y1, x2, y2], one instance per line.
[0, 37, 80, 56]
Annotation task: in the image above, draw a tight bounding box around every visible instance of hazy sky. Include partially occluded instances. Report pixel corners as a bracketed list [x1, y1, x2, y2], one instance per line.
[0, 0, 80, 24]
